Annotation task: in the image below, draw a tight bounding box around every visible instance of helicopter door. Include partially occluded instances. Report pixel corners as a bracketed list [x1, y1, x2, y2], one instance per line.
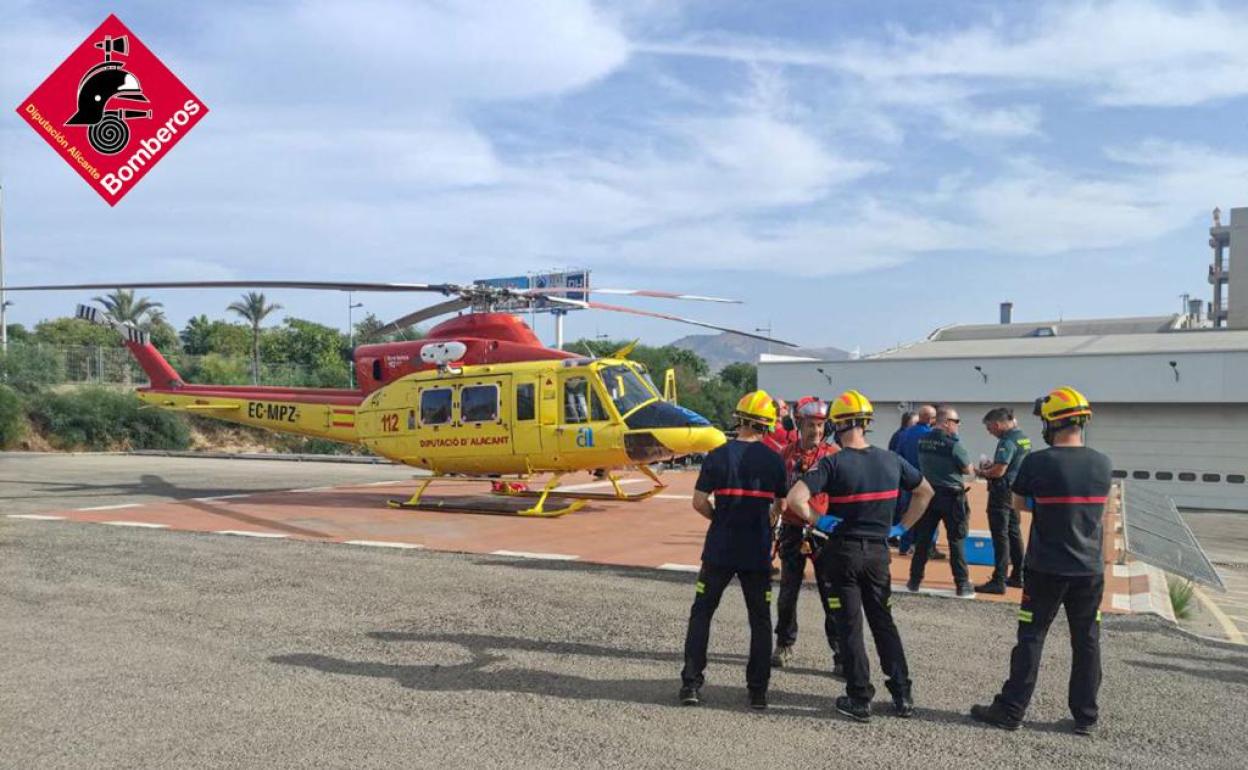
[453, 376, 512, 472]
[511, 378, 542, 456]
[557, 372, 610, 459]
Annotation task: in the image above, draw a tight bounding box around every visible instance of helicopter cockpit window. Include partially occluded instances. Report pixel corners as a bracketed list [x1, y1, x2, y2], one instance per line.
[420, 388, 452, 425]
[599, 364, 658, 418]
[564, 377, 607, 423]
[461, 385, 498, 423]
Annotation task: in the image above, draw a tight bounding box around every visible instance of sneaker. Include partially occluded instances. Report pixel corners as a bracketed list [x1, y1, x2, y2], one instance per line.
[956, 584, 977, 599]
[835, 695, 872, 723]
[898, 545, 912, 556]
[931, 548, 947, 561]
[679, 686, 700, 706]
[771, 644, 793, 668]
[970, 703, 1020, 731]
[893, 697, 915, 719]
[975, 581, 1006, 595]
[748, 690, 768, 711]
[1073, 720, 1097, 736]
[1006, 573, 1023, 588]
[906, 579, 921, 593]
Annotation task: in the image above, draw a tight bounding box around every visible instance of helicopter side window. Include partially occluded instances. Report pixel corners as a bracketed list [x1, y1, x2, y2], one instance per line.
[564, 377, 607, 423]
[461, 385, 498, 423]
[420, 388, 452, 425]
[516, 383, 535, 421]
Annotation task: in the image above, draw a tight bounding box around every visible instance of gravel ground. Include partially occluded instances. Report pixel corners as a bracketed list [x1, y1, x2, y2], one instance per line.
[3, 513, 1247, 769]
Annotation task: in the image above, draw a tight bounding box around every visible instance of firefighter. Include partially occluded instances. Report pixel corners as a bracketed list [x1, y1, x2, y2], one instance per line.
[786, 390, 934, 722]
[971, 386, 1112, 736]
[772, 397, 844, 674]
[908, 406, 976, 598]
[974, 407, 1031, 594]
[680, 390, 788, 711]
[763, 399, 796, 453]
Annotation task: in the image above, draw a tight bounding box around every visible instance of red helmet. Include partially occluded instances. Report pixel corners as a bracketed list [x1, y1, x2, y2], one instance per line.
[794, 396, 828, 422]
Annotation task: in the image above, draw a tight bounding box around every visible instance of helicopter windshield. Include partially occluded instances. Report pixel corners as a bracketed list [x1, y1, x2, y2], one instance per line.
[599, 363, 659, 417]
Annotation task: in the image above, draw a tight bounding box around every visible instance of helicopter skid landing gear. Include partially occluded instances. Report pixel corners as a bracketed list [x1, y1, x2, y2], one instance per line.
[492, 465, 667, 503]
[386, 475, 586, 517]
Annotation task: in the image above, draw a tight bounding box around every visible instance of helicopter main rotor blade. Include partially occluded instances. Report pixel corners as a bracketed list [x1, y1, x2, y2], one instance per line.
[377, 297, 472, 335]
[543, 295, 797, 347]
[519, 287, 740, 303]
[3, 280, 460, 294]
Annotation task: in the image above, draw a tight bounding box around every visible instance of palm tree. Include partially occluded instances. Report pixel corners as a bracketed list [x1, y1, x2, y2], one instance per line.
[93, 288, 163, 385]
[93, 288, 162, 325]
[227, 292, 282, 385]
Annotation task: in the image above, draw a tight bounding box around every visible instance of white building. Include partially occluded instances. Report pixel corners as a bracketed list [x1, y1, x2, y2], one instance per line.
[760, 208, 1248, 512]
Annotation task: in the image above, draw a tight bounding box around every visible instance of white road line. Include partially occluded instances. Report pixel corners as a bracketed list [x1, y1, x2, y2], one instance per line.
[891, 584, 957, 598]
[344, 540, 424, 549]
[77, 503, 143, 511]
[658, 563, 700, 572]
[289, 486, 334, 494]
[1193, 586, 1247, 645]
[102, 521, 168, 529]
[654, 494, 692, 500]
[214, 530, 289, 539]
[359, 480, 408, 487]
[490, 550, 579, 561]
[189, 494, 252, 502]
[6, 514, 64, 520]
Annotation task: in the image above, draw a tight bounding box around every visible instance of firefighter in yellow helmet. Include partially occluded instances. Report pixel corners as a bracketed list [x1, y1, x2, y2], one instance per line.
[787, 390, 934, 722]
[971, 386, 1113, 736]
[680, 390, 788, 710]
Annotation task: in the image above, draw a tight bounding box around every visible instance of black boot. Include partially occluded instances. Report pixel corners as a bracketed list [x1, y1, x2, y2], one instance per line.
[970, 702, 1020, 731]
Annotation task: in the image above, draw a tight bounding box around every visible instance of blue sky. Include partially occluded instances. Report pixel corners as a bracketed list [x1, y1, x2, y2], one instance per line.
[2, 0, 1247, 352]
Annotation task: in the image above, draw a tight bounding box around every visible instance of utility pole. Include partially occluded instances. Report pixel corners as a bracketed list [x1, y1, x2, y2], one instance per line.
[1, 184, 8, 356]
[347, 291, 363, 388]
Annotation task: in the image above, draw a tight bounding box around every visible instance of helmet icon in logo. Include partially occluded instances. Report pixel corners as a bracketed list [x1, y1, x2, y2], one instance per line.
[65, 34, 151, 155]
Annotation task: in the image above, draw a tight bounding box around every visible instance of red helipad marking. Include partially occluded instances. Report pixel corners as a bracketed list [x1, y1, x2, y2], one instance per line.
[41, 473, 1140, 613]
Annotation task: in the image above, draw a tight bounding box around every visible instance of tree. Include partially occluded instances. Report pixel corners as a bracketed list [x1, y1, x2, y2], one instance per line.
[4, 324, 30, 343]
[139, 309, 180, 353]
[93, 288, 163, 325]
[33, 317, 118, 347]
[353, 312, 423, 345]
[719, 362, 757, 393]
[180, 315, 251, 356]
[259, 317, 349, 387]
[227, 292, 282, 385]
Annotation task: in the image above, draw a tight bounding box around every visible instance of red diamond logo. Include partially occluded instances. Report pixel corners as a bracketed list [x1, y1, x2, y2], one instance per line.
[15, 14, 208, 206]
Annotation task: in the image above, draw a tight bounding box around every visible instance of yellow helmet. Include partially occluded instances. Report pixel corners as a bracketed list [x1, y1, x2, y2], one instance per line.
[1035, 386, 1092, 423]
[829, 389, 874, 427]
[734, 390, 778, 430]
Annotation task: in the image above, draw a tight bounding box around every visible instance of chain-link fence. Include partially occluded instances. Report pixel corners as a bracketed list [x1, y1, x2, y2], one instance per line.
[0, 343, 329, 391]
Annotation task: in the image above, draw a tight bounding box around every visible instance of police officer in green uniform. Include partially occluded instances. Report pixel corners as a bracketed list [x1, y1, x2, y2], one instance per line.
[908, 406, 975, 598]
[971, 386, 1113, 736]
[974, 407, 1031, 594]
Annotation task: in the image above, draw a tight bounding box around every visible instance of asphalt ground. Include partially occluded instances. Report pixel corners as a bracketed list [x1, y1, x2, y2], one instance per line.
[1181, 510, 1248, 645]
[3, 455, 1248, 768]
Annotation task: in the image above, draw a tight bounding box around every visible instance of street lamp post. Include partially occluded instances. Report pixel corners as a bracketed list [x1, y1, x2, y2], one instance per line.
[0, 184, 7, 355]
[347, 291, 363, 388]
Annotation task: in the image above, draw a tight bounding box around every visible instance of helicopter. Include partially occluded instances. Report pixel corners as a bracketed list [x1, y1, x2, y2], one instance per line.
[9, 278, 796, 516]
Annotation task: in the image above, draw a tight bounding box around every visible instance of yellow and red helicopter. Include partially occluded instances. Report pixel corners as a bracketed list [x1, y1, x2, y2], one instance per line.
[9, 278, 795, 516]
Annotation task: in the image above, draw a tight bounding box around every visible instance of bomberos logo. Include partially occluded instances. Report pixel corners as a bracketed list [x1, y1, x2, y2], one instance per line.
[15, 14, 208, 206]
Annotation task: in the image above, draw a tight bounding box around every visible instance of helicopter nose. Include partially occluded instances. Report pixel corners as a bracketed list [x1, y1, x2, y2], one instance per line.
[624, 426, 725, 462]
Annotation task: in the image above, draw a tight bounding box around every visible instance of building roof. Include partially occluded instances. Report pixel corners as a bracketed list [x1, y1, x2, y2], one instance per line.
[869, 327, 1248, 361]
[930, 315, 1183, 342]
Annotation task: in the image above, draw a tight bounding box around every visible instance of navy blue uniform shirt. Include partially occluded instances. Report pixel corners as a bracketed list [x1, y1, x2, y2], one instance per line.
[801, 446, 923, 539]
[1012, 446, 1113, 576]
[695, 440, 788, 571]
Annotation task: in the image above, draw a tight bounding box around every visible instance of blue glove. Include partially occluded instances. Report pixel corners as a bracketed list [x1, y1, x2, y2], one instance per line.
[814, 515, 842, 534]
[889, 524, 907, 539]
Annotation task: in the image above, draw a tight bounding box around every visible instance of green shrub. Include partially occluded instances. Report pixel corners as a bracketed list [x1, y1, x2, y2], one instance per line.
[0, 384, 24, 448]
[1168, 576, 1196, 620]
[27, 387, 190, 451]
[0, 344, 66, 393]
[184, 353, 251, 386]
